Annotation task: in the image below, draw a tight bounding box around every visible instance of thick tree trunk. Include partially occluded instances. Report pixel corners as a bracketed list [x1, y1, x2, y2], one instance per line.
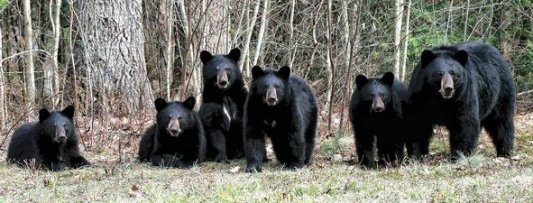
[75, 0, 153, 114]
[22, 0, 36, 108]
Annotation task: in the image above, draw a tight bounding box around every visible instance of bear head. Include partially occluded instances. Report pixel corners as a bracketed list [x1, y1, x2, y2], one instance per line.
[355, 72, 395, 113]
[250, 66, 291, 107]
[418, 49, 468, 99]
[38, 106, 76, 144]
[200, 48, 242, 91]
[154, 96, 196, 137]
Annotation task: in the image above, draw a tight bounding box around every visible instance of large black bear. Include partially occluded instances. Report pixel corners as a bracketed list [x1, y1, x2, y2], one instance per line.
[407, 41, 515, 160]
[7, 106, 90, 171]
[349, 72, 408, 168]
[244, 66, 318, 172]
[138, 97, 206, 168]
[199, 48, 247, 162]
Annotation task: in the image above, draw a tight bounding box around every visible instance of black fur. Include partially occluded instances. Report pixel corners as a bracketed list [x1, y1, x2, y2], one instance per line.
[138, 97, 206, 168]
[407, 41, 516, 160]
[349, 72, 408, 168]
[7, 106, 90, 171]
[199, 48, 247, 162]
[244, 66, 318, 172]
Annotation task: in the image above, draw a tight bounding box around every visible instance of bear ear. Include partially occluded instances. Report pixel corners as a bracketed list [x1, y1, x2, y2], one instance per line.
[39, 109, 51, 122]
[61, 105, 75, 119]
[200, 51, 213, 64]
[420, 50, 436, 68]
[252, 66, 264, 80]
[355, 75, 368, 90]
[453, 50, 468, 66]
[154, 98, 168, 112]
[381, 72, 395, 87]
[227, 48, 241, 62]
[183, 96, 196, 110]
[278, 66, 291, 80]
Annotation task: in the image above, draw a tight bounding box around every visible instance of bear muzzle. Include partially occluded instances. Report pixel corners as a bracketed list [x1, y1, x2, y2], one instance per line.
[167, 118, 182, 137]
[54, 125, 68, 144]
[265, 87, 278, 106]
[217, 70, 229, 89]
[371, 96, 385, 113]
[439, 72, 455, 99]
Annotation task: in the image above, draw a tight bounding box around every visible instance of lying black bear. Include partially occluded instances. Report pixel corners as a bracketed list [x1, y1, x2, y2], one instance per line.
[7, 106, 90, 171]
[199, 48, 247, 162]
[350, 72, 408, 168]
[138, 97, 206, 168]
[244, 66, 318, 172]
[407, 41, 516, 160]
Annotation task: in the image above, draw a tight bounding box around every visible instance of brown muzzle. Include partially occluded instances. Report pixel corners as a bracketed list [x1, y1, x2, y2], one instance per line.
[167, 118, 181, 137]
[439, 72, 454, 99]
[217, 69, 229, 89]
[371, 96, 385, 113]
[265, 87, 278, 106]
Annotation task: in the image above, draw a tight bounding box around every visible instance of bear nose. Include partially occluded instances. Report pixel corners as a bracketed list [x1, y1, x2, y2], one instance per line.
[170, 129, 180, 134]
[219, 81, 228, 86]
[373, 107, 384, 112]
[57, 135, 67, 142]
[267, 97, 277, 104]
[444, 87, 453, 94]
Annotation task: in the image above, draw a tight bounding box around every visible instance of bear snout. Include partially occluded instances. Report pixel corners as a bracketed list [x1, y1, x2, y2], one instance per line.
[167, 118, 182, 137]
[371, 96, 385, 113]
[217, 69, 229, 89]
[54, 127, 68, 144]
[265, 87, 278, 106]
[439, 72, 455, 99]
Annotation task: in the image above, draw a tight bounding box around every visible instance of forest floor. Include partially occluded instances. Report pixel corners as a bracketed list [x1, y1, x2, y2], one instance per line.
[0, 113, 532, 202]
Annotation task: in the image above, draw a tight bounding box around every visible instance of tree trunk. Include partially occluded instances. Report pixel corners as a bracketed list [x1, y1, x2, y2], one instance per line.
[75, 0, 153, 114]
[252, 0, 268, 67]
[401, 0, 412, 82]
[0, 27, 5, 129]
[22, 0, 36, 108]
[393, 0, 404, 78]
[240, 0, 260, 77]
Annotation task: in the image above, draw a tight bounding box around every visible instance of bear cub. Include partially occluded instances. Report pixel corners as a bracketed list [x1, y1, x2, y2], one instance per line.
[349, 72, 408, 168]
[138, 97, 206, 168]
[7, 106, 90, 171]
[199, 48, 248, 162]
[406, 41, 515, 160]
[244, 66, 318, 172]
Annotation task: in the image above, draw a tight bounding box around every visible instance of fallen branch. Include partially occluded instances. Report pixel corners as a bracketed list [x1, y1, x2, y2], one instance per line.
[518, 90, 533, 97]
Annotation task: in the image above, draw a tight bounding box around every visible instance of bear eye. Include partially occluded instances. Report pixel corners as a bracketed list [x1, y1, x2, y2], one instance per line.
[274, 84, 280, 88]
[177, 116, 182, 120]
[449, 70, 456, 75]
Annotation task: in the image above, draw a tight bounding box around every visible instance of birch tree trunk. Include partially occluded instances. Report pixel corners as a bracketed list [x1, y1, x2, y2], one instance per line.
[252, 0, 268, 66]
[393, 0, 404, 78]
[240, 0, 260, 77]
[401, 0, 412, 82]
[49, 0, 62, 106]
[325, 0, 334, 131]
[75, 0, 153, 114]
[22, 0, 36, 108]
[165, 0, 174, 100]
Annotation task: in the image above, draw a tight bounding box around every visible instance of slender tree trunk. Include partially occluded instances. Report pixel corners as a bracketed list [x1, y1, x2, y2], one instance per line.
[288, 0, 296, 68]
[253, 0, 268, 66]
[166, 0, 174, 100]
[325, 0, 334, 132]
[393, 0, 404, 78]
[22, 0, 36, 108]
[401, 0, 412, 82]
[0, 27, 5, 129]
[51, 0, 62, 106]
[75, 0, 153, 114]
[339, 0, 351, 131]
[240, 0, 260, 77]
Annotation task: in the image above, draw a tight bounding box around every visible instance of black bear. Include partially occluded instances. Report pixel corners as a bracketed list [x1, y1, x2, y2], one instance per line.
[138, 97, 206, 168]
[7, 106, 90, 171]
[349, 72, 408, 168]
[407, 41, 516, 160]
[244, 66, 318, 172]
[199, 48, 247, 162]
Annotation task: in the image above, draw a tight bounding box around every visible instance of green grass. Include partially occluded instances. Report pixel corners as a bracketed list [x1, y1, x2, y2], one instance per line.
[0, 118, 532, 202]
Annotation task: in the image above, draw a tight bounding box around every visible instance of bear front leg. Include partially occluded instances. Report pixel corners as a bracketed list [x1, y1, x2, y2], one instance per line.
[405, 121, 433, 160]
[448, 114, 480, 161]
[208, 130, 229, 163]
[354, 127, 375, 168]
[66, 143, 91, 168]
[244, 127, 266, 173]
[284, 131, 305, 170]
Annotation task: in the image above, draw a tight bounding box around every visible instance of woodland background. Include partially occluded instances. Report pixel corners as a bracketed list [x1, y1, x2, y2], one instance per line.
[0, 0, 531, 150]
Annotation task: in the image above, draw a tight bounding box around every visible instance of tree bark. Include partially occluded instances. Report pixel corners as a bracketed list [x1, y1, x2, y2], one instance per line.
[0, 27, 5, 129]
[252, 0, 268, 66]
[22, 0, 36, 108]
[401, 0, 412, 82]
[75, 0, 153, 114]
[240, 0, 260, 77]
